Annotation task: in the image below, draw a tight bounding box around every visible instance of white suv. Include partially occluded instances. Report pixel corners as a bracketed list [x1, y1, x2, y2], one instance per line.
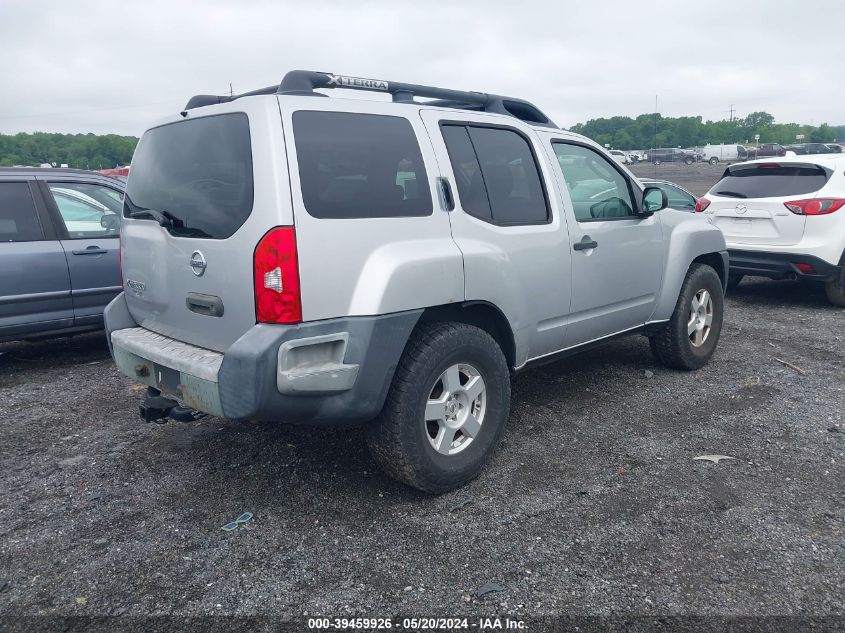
[696, 156, 845, 305]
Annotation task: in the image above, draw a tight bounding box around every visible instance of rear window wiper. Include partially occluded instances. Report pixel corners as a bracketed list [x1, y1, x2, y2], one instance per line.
[128, 208, 183, 229]
[714, 190, 748, 198]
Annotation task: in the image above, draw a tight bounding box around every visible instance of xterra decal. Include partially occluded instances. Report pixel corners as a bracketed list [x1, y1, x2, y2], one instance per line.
[326, 75, 389, 91]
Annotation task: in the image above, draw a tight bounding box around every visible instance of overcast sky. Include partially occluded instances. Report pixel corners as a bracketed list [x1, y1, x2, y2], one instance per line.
[1, 0, 842, 136]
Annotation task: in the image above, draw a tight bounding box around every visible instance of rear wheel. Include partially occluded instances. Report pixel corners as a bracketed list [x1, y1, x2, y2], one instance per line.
[684, 157, 694, 165]
[650, 264, 725, 370]
[825, 266, 845, 307]
[365, 322, 511, 494]
[653, 159, 661, 165]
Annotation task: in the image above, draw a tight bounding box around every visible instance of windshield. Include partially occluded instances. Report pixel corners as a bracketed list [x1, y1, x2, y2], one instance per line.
[711, 164, 829, 199]
[124, 113, 253, 239]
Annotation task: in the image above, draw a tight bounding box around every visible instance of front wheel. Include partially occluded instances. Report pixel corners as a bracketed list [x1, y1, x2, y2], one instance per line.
[684, 157, 694, 165]
[653, 159, 661, 165]
[709, 157, 719, 165]
[365, 322, 511, 494]
[649, 264, 725, 370]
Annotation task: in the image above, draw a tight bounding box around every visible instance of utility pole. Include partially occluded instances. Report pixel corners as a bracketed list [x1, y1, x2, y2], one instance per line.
[229, 82, 234, 97]
[653, 95, 658, 178]
[727, 104, 736, 122]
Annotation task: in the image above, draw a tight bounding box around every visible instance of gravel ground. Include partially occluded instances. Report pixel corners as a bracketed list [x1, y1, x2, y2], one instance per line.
[630, 161, 727, 197]
[1, 164, 844, 628]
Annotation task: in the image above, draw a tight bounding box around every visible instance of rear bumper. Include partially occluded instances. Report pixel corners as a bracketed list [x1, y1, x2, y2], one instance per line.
[105, 293, 421, 426]
[728, 249, 840, 281]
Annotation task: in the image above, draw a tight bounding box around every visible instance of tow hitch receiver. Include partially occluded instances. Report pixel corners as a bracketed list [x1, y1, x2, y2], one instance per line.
[140, 387, 207, 424]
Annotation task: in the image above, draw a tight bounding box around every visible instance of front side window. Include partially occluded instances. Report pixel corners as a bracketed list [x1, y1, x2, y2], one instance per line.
[0, 182, 42, 242]
[441, 124, 549, 225]
[48, 182, 122, 238]
[293, 111, 432, 219]
[124, 112, 254, 239]
[552, 143, 636, 221]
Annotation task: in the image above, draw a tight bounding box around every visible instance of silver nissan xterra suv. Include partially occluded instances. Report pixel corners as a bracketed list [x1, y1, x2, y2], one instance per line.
[106, 70, 729, 493]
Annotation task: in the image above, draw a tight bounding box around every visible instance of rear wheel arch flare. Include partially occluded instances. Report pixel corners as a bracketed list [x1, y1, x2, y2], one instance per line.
[418, 302, 516, 371]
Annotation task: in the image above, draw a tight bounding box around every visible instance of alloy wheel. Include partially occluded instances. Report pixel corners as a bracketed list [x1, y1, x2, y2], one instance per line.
[688, 289, 714, 347]
[424, 364, 486, 456]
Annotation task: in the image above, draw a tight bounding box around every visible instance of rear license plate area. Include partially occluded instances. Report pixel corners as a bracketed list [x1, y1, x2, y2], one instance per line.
[153, 363, 182, 396]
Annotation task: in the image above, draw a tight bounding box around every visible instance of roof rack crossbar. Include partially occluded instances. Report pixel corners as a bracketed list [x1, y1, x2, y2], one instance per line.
[184, 70, 556, 128]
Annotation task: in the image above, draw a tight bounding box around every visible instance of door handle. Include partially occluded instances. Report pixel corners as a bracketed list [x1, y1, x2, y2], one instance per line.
[72, 247, 108, 255]
[186, 292, 225, 317]
[573, 236, 598, 251]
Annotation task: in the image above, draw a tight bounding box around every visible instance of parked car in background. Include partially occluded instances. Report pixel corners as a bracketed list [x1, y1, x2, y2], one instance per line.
[608, 149, 631, 164]
[700, 144, 747, 165]
[696, 156, 845, 306]
[640, 179, 698, 212]
[627, 150, 644, 162]
[649, 148, 696, 165]
[104, 70, 728, 493]
[745, 143, 787, 159]
[0, 168, 123, 342]
[785, 143, 839, 155]
[825, 144, 842, 154]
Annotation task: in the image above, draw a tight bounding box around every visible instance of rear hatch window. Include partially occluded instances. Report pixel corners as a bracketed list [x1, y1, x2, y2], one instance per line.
[124, 113, 253, 239]
[711, 164, 829, 199]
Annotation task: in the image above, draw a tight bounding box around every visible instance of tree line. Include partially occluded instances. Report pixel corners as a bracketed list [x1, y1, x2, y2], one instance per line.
[570, 112, 845, 151]
[1, 111, 843, 168]
[0, 132, 138, 169]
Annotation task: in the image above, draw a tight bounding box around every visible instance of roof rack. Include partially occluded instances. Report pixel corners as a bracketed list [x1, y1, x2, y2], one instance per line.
[184, 70, 557, 128]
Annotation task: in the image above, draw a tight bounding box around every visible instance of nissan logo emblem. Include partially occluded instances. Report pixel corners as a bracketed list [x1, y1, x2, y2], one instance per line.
[190, 251, 207, 276]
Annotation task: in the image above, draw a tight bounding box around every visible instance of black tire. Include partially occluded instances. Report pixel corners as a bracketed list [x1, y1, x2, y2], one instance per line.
[653, 159, 661, 165]
[365, 321, 511, 494]
[726, 273, 744, 291]
[825, 265, 845, 307]
[709, 157, 719, 165]
[649, 264, 725, 370]
[684, 157, 694, 165]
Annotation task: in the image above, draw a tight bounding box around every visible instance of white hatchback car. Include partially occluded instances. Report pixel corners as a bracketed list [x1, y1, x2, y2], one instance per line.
[696, 156, 845, 305]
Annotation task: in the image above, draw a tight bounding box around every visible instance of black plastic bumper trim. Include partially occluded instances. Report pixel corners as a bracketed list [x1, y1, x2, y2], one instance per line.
[728, 249, 840, 281]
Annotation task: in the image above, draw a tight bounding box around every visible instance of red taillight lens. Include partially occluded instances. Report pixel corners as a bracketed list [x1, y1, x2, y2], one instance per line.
[253, 227, 301, 324]
[694, 197, 711, 212]
[784, 198, 845, 216]
[794, 262, 816, 275]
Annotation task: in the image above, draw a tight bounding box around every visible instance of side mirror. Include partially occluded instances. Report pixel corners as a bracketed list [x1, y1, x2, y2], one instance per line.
[642, 186, 668, 215]
[100, 213, 120, 230]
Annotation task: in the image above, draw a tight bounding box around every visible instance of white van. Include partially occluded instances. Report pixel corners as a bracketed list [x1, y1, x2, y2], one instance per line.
[700, 144, 746, 165]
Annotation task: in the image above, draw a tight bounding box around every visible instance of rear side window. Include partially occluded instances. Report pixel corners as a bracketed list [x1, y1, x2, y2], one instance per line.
[0, 182, 43, 242]
[442, 124, 549, 225]
[124, 113, 253, 239]
[711, 165, 829, 198]
[293, 111, 432, 219]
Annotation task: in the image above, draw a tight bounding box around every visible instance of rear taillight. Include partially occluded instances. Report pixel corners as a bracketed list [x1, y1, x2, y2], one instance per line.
[694, 197, 711, 213]
[253, 227, 301, 324]
[118, 235, 123, 284]
[784, 198, 845, 216]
